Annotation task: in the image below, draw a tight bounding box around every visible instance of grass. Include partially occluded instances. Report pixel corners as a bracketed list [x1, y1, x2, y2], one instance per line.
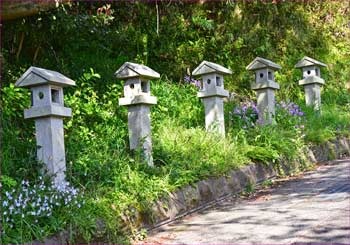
[2, 0, 350, 241]
[304, 104, 350, 143]
[2, 78, 350, 243]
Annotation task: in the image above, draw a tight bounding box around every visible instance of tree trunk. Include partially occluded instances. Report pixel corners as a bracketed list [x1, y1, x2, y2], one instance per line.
[1, 0, 70, 21]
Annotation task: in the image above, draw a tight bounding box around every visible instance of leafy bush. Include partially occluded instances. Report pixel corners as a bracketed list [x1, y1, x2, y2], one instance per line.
[1, 178, 84, 244]
[153, 120, 250, 186]
[230, 102, 260, 129]
[275, 101, 305, 130]
[1, 0, 350, 243]
[304, 104, 350, 143]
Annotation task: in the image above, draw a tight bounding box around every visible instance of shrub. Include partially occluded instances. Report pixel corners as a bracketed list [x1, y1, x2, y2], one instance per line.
[1, 178, 84, 244]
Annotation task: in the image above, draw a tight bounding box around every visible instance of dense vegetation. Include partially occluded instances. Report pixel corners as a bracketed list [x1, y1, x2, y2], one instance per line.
[1, 1, 350, 243]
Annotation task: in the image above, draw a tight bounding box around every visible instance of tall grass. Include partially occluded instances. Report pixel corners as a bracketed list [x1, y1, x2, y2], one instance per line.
[304, 104, 350, 143]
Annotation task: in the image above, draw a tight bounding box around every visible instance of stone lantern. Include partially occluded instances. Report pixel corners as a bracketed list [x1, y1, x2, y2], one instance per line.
[115, 62, 159, 166]
[246, 57, 281, 125]
[15, 66, 75, 186]
[192, 61, 231, 136]
[295, 56, 327, 111]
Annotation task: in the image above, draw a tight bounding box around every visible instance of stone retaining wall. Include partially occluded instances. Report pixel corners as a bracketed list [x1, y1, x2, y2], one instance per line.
[39, 137, 350, 243]
[140, 137, 350, 230]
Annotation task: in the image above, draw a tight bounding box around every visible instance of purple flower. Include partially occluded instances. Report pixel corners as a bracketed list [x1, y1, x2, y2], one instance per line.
[184, 76, 201, 89]
[234, 107, 241, 115]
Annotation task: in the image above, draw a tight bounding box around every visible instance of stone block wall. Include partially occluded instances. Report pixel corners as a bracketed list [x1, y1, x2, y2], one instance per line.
[140, 137, 350, 231]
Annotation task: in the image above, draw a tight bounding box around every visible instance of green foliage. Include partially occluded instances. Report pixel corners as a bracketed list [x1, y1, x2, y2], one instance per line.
[304, 104, 350, 143]
[261, 179, 274, 189]
[1, 0, 350, 243]
[244, 181, 255, 195]
[153, 120, 250, 187]
[152, 80, 203, 129]
[1, 178, 86, 244]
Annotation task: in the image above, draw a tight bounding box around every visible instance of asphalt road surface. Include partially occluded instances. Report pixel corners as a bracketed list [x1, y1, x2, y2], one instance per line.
[144, 159, 350, 244]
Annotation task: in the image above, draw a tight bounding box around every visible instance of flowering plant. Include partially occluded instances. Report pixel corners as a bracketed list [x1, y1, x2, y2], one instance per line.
[275, 101, 305, 130]
[184, 75, 201, 89]
[230, 101, 260, 129]
[1, 177, 84, 242]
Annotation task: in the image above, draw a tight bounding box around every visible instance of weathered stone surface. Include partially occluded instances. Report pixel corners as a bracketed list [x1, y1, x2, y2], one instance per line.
[247, 57, 280, 125]
[246, 57, 282, 71]
[251, 80, 280, 90]
[295, 56, 327, 68]
[39, 230, 70, 244]
[15, 67, 74, 186]
[255, 162, 276, 182]
[119, 94, 157, 106]
[295, 57, 327, 110]
[229, 170, 243, 193]
[194, 61, 230, 136]
[202, 96, 226, 136]
[35, 117, 66, 185]
[150, 200, 170, 225]
[304, 83, 322, 110]
[192, 60, 232, 76]
[211, 176, 230, 199]
[306, 148, 317, 163]
[15, 66, 75, 87]
[298, 76, 325, 86]
[127, 105, 153, 166]
[116, 62, 159, 167]
[115, 62, 160, 79]
[224, 174, 238, 194]
[315, 142, 333, 162]
[168, 190, 187, 217]
[182, 185, 201, 210]
[24, 104, 72, 119]
[240, 164, 258, 185]
[198, 180, 215, 204]
[335, 138, 350, 158]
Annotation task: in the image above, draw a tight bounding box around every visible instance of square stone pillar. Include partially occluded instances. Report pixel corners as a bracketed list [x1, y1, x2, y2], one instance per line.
[304, 83, 322, 110]
[256, 88, 276, 124]
[115, 62, 159, 166]
[35, 118, 66, 183]
[202, 96, 225, 134]
[15, 66, 75, 186]
[246, 57, 281, 125]
[127, 105, 153, 163]
[192, 61, 231, 136]
[295, 56, 327, 111]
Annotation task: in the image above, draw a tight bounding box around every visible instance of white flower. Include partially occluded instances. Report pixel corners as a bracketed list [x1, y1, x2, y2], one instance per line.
[6, 192, 13, 200]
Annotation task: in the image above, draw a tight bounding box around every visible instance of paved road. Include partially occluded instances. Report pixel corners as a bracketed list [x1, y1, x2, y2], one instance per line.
[144, 159, 350, 244]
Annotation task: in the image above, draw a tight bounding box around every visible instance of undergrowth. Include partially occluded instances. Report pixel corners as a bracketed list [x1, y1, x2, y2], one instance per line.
[1, 0, 350, 243]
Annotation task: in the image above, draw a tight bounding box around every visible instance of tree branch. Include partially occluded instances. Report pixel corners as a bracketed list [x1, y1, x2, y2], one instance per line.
[1, 0, 71, 21]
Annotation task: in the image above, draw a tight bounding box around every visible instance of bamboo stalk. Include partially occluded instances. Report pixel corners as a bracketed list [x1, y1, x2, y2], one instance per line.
[16, 32, 25, 61]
